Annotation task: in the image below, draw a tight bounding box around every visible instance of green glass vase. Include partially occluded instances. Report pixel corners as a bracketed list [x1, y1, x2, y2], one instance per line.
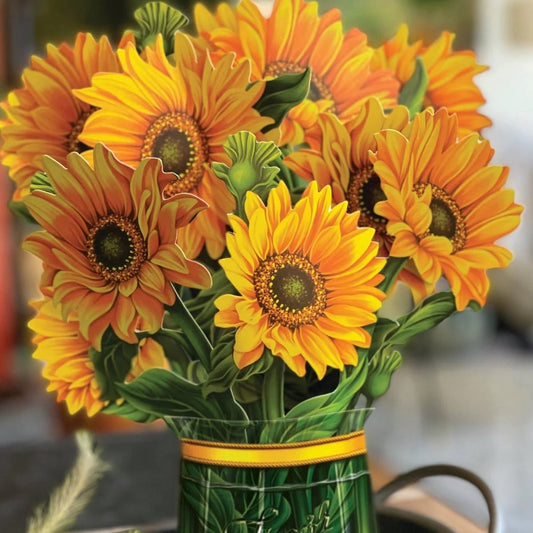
[168, 409, 379, 533]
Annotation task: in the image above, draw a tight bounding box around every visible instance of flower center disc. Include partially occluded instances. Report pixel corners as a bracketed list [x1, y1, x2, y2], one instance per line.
[65, 107, 95, 153]
[253, 252, 327, 328]
[346, 166, 388, 231]
[264, 60, 335, 110]
[87, 214, 147, 283]
[141, 112, 209, 196]
[415, 184, 466, 252]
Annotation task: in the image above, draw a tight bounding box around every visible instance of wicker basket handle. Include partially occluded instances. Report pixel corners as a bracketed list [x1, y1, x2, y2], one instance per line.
[374, 464, 500, 533]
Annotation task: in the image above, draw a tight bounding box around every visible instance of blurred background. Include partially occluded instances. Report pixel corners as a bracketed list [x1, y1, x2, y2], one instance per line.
[0, 0, 532, 532]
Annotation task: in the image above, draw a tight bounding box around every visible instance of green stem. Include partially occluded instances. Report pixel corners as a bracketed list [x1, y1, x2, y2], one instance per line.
[378, 256, 409, 294]
[168, 284, 213, 371]
[262, 354, 285, 420]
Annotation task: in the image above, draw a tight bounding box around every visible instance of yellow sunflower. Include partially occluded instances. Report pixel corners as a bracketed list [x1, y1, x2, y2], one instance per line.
[23, 144, 211, 350]
[214, 181, 385, 379]
[0, 32, 130, 200]
[194, 0, 399, 146]
[74, 33, 272, 259]
[29, 297, 168, 417]
[372, 24, 491, 137]
[370, 107, 523, 310]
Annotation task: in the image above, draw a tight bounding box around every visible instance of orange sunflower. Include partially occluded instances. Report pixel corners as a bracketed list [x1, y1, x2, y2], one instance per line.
[0, 32, 131, 200]
[370, 107, 523, 310]
[214, 181, 386, 379]
[29, 297, 168, 417]
[23, 143, 211, 350]
[372, 24, 491, 137]
[194, 0, 399, 146]
[74, 33, 272, 259]
[284, 98, 429, 298]
[284, 98, 411, 252]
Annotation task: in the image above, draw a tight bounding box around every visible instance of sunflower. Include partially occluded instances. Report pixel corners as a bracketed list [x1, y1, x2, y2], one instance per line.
[370, 107, 523, 310]
[284, 99, 431, 298]
[74, 33, 272, 259]
[194, 0, 399, 146]
[284, 98, 411, 252]
[214, 181, 385, 379]
[29, 297, 168, 417]
[0, 32, 130, 200]
[23, 143, 211, 350]
[372, 24, 491, 137]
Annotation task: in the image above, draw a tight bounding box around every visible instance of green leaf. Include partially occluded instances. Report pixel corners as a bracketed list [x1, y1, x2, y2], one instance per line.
[181, 268, 235, 336]
[116, 368, 247, 424]
[89, 329, 139, 402]
[102, 402, 158, 423]
[398, 57, 428, 117]
[132, 2, 189, 54]
[367, 317, 398, 358]
[253, 68, 311, 133]
[386, 291, 457, 346]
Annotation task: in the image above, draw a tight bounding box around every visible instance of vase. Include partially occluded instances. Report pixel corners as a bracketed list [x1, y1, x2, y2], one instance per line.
[168, 409, 379, 533]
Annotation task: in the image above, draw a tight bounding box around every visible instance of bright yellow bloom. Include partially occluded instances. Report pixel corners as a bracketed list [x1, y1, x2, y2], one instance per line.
[372, 24, 491, 137]
[0, 32, 130, 200]
[29, 298, 167, 417]
[23, 144, 211, 350]
[194, 0, 399, 146]
[214, 181, 385, 379]
[74, 33, 272, 259]
[370, 108, 523, 310]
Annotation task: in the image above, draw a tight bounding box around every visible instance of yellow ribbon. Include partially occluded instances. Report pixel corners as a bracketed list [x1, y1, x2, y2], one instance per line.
[180, 430, 366, 468]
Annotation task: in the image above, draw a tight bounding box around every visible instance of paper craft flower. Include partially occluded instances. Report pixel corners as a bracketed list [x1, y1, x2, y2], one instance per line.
[23, 143, 211, 350]
[372, 24, 491, 136]
[194, 0, 399, 145]
[73, 33, 272, 259]
[214, 180, 385, 379]
[0, 32, 131, 200]
[371, 107, 523, 309]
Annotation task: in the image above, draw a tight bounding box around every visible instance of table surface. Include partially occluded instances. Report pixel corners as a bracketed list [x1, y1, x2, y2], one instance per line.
[0, 429, 487, 533]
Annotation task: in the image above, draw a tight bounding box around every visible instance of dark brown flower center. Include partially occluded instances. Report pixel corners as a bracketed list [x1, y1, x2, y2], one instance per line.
[346, 166, 388, 234]
[65, 107, 95, 153]
[253, 252, 327, 328]
[415, 184, 466, 253]
[86, 214, 147, 283]
[141, 112, 209, 197]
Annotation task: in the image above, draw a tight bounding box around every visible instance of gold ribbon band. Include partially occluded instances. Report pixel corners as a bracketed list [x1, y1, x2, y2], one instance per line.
[181, 430, 366, 468]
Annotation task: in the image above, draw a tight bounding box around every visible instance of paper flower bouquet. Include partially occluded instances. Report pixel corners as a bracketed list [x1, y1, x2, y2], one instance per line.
[1, 0, 522, 531]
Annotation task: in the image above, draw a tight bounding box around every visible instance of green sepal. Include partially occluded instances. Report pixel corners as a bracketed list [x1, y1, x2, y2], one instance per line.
[89, 328, 139, 402]
[212, 131, 281, 221]
[116, 368, 247, 423]
[8, 199, 36, 224]
[398, 57, 428, 117]
[362, 349, 402, 400]
[102, 402, 159, 423]
[132, 2, 189, 54]
[253, 68, 311, 133]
